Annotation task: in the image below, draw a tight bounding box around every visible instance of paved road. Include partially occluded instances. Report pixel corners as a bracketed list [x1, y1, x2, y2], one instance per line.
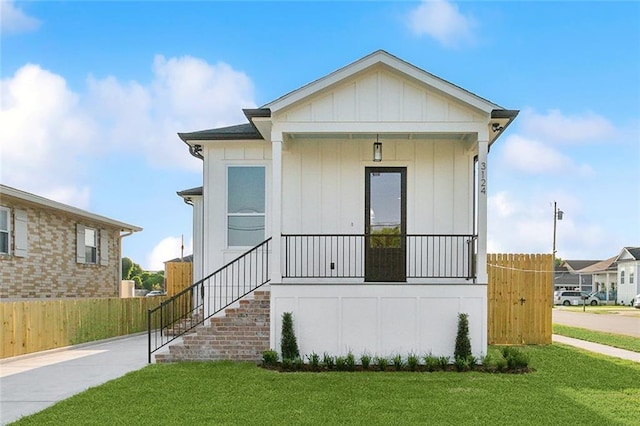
[553, 309, 640, 337]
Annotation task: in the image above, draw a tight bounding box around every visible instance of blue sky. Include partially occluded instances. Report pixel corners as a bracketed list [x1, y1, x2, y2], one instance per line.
[1, 0, 638, 270]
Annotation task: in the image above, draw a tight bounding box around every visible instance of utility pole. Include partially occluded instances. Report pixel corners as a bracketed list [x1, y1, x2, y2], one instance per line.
[552, 201, 564, 297]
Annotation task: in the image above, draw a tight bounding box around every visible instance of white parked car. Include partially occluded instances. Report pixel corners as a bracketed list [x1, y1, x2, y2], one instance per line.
[554, 290, 599, 306]
[633, 294, 640, 309]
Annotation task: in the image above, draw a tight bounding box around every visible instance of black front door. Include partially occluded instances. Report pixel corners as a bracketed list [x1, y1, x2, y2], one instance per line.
[365, 167, 406, 282]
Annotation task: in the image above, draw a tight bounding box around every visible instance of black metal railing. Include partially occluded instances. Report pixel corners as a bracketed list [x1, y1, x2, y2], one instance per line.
[282, 234, 476, 280]
[147, 238, 271, 363]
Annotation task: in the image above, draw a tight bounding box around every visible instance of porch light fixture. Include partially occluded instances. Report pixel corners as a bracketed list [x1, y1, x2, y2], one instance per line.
[373, 135, 382, 162]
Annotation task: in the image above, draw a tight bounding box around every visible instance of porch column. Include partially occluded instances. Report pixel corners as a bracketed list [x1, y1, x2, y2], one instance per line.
[476, 138, 489, 283]
[271, 136, 283, 284]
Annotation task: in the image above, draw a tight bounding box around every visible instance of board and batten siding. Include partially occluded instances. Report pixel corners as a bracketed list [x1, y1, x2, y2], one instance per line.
[282, 137, 474, 235]
[279, 65, 486, 124]
[202, 142, 272, 273]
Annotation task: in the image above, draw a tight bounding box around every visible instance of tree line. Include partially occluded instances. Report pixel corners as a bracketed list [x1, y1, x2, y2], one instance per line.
[121, 257, 164, 291]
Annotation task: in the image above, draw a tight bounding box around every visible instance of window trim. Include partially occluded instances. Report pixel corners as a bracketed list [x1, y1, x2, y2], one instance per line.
[0, 206, 10, 255]
[226, 165, 266, 248]
[84, 226, 98, 264]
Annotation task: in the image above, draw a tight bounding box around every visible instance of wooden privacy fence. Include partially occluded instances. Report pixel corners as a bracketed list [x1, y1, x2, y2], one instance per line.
[488, 253, 553, 345]
[1, 297, 166, 359]
[165, 261, 192, 297]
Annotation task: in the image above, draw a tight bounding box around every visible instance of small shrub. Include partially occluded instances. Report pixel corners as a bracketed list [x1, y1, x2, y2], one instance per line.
[423, 354, 440, 372]
[294, 356, 304, 370]
[454, 356, 470, 372]
[281, 358, 294, 371]
[322, 352, 335, 370]
[407, 353, 419, 371]
[335, 356, 347, 371]
[392, 354, 404, 371]
[467, 355, 478, 368]
[495, 357, 508, 372]
[307, 352, 320, 371]
[360, 353, 371, 370]
[438, 356, 450, 369]
[374, 356, 388, 371]
[502, 346, 529, 370]
[454, 313, 472, 362]
[262, 350, 279, 366]
[479, 353, 494, 371]
[281, 312, 300, 361]
[345, 352, 356, 371]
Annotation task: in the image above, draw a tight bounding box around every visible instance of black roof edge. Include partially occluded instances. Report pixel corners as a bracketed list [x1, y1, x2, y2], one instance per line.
[491, 109, 519, 119]
[243, 108, 271, 119]
[177, 186, 203, 197]
[177, 124, 263, 142]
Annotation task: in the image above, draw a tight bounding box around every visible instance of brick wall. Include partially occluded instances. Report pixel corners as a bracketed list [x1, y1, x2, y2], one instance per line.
[0, 197, 121, 299]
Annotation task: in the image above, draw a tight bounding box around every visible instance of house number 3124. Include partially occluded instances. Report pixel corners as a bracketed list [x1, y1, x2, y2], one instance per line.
[480, 162, 487, 194]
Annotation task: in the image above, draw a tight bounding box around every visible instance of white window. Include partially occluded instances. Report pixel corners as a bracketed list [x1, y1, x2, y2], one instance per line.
[227, 166, 265, 247]
[77, 225, 106, 264]
[620, 270, 625, 284]
[0, 207, 9, 254]
[85, 227, 97, 264]
[630, 272, 635, 284]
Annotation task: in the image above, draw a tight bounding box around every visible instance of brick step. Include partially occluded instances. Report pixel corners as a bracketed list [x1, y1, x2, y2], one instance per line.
[156, 290, 270, 363]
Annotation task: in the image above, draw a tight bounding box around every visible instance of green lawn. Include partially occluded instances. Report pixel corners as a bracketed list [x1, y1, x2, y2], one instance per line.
[12, 346, 640, 425]
[553, 324, 640, 353]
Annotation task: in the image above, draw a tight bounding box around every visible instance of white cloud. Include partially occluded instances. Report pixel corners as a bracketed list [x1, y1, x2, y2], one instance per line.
[487, 189, 620, 260]
[407, 0, 475, 48]
[1, 0, 40, 34]
[85, 55, 256, 171]
[520, 109, 615, 144]
[0, 64, 96, 207]
[147, 236, 192, 271]
[500, 134, 593, 176]
[1, 56, 256, 207]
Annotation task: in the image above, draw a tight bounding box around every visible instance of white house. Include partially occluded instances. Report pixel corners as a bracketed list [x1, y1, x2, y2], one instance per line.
[615, 247, 640, 305]
[163, 51, 518, 361]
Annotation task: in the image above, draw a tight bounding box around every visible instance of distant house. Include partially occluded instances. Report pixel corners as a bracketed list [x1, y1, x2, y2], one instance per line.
[0, 185, 141, 299]
[615, 247, 640, 305]
[577, 257, 618, 302]
[160, 50, 518, 362]
[554, 260, 597, 292]
[575, 247, 640, 305]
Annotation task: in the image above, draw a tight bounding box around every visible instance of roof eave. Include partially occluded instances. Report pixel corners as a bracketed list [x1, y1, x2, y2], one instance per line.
[0, 185, 143, 233]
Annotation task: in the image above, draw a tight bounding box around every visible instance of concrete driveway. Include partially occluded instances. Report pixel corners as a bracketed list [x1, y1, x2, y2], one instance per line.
[553, 308, 640, 337]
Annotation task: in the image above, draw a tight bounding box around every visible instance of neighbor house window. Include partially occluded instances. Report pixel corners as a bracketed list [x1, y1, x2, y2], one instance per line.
[0, 207, 9, 254]
[85, 227, 97, 263]
[227, 166, 265, 247]
[630, 272, 635, 284]
[620, 270, 625, 284]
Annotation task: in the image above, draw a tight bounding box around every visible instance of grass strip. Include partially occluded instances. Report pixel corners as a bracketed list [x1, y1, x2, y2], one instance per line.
[12, 345, 640, 426]
[553, 324, 640, 353]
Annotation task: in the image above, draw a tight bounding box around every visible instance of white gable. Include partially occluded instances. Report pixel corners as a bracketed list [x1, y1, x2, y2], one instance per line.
[277, 65, 486, 124]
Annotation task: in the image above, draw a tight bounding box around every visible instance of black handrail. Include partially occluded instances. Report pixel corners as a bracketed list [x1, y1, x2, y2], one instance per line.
[147, 237, 271, 363]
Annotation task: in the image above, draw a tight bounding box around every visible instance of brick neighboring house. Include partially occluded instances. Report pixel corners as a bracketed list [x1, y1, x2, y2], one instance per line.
[0, 185, 142, 299]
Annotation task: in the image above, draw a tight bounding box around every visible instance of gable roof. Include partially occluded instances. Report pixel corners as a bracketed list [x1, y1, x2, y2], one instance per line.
[178, 50, 518, 145]
[263, 50, 507, 115]
[616, 246, 640, 262]
[577, 256, 617, 274]
[561, 259, 600, 272]
[0, 184, 142, 232]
